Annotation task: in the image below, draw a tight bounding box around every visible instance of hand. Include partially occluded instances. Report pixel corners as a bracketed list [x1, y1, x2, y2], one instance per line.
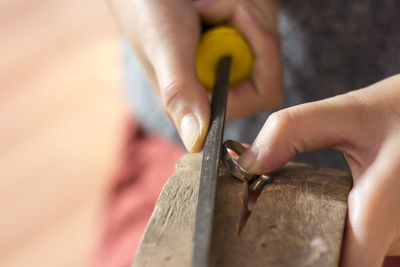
[109, 0, 284, 152]
[238, 74, 400, 267]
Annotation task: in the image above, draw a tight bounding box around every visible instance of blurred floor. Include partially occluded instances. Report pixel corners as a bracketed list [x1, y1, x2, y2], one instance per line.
[0, 0, 120, 88]
[0, 0, 128, 266]
[0, 0, 183, 266]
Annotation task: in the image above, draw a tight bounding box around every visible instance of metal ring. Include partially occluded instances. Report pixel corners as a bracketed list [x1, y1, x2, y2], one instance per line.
[221, 140, 254, 182]
[248, 174, 273, 192]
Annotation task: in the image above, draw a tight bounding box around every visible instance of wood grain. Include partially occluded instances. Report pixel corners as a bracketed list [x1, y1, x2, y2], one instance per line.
[134, 153, 352, 267]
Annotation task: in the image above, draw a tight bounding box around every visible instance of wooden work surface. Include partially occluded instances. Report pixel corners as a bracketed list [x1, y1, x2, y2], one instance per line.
[133, 153, 352, 267]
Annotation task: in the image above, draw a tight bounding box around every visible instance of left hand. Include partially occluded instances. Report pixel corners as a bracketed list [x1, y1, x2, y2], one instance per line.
[196, 0, 284, 119]
[109, 0, 283, 152]
[238, 74, 400, 267]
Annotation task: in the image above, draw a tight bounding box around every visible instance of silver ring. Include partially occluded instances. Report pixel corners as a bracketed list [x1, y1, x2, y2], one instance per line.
[222, 140, 273, 191]
[248, 174, 272, 192]
[221, 140, 254, 182]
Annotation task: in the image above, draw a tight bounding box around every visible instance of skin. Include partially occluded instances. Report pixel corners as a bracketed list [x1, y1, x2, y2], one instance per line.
[109, 0, 400, 265]
[238, 75, 400, 266]
[109, 0, 284, 152]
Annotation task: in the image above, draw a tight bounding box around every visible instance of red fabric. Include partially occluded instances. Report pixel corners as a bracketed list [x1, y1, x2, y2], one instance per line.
[94, 119, 184, 267]
[94, 118, 400, 267]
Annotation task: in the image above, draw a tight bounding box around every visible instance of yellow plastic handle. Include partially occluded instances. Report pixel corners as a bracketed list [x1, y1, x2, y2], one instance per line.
[196, 26, 254, 92]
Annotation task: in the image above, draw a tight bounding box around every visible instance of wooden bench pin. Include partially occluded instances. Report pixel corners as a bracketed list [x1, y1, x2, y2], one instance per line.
[133, 150, 352, 267]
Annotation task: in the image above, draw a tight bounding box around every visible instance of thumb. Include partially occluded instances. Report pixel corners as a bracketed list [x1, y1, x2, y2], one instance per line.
[154, 54, 211, 153]
[237, 95, 356, 174]
[139, 1, 211, 152]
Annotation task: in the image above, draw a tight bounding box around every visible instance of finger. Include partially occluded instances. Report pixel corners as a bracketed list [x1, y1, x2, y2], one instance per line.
[227, 79, 283, 119]
[237, 95, 358, 174]
[143, 1, 210, 153]
[196, 0, 284, 119]
[240, 0, 280, 37]
[118, 0, 211, 152]
[341, 161, 400, 267]
[226, 2, 284, 118]
[109, 0, 159, 89]
[194, 0, 240, 25]
[151, 48, 211, 153]
[129, 40, 159, 91]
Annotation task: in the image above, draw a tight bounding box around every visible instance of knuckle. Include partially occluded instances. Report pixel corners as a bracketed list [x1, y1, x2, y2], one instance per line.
[267, 108, 305, 155]
[196, 1, 236, 24]
[160, 80, 187, 117]
[268, 109, 297, 131]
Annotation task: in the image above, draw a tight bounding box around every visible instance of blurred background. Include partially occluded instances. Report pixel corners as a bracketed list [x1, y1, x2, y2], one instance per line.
[0, 0, 183, 266]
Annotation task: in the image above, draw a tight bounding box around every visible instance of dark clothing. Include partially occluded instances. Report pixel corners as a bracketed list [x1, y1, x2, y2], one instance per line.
[123, 0, 400, 169]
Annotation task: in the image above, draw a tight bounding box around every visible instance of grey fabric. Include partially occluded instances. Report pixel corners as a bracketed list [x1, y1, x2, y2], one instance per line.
[123, 0, 400, 170]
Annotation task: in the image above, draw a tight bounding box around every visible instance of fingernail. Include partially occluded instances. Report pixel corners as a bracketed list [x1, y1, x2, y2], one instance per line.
[237, 4, 259, 27]
[180, 113, 200, 152]
[237, 145, 259, 171]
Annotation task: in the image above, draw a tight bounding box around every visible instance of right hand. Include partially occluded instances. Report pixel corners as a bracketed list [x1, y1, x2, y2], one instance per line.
[109, 0, 284, 152]
[237, 75, 400, 267]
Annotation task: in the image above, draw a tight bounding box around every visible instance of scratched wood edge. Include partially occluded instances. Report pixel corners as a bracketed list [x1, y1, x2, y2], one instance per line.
[211, 162, 352, 267]
[133, 153, 352, 267]
[132, 153, 202, 267]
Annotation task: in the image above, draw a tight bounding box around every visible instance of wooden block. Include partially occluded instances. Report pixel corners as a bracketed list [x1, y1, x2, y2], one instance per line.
[133, 153, 352, 267]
